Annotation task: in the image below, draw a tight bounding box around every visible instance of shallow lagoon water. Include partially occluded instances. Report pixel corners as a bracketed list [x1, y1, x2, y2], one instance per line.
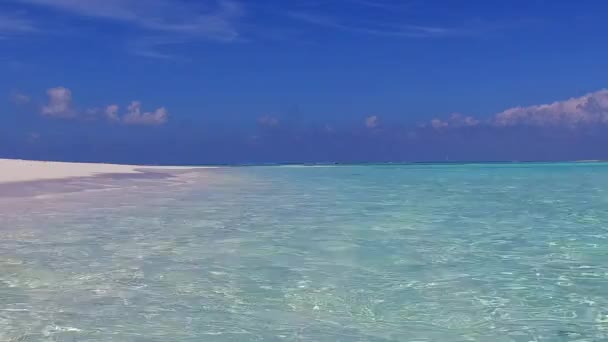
[2, 163, 608, 341]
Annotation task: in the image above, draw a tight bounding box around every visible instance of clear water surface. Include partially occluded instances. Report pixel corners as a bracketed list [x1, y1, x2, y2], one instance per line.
[2, 163, 608, 341]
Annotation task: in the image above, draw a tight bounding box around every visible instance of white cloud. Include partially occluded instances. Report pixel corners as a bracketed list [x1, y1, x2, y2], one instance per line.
[105, 104, 120, 122]
[287, 10, 471, 38]
[430, 118, 448, 129]
[365, 115, 379, 128]
[42, 87, 75, 118]
[17, 0, 242, 41]
[39, 87, 168, 126]
[430, 113, 479, 130]
[27, 132, 40, 143]
[10, 91, 31, 105]
[493, 89, 608, 127]
[428, 89, 608, 130]
[122, 101, 168, 126]
[0, 13, 36, 34]
[451, 113, 480, 127]
[258, 115, 279, 127]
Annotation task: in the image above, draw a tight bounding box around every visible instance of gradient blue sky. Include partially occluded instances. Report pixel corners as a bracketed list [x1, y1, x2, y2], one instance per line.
[2, 0, 608, 164]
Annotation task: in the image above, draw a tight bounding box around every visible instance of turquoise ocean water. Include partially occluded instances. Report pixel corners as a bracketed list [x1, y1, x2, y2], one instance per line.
[2, 163, 608, 341]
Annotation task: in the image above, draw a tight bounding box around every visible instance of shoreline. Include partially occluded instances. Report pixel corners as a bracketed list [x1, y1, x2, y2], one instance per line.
[0, 158, 214, 184]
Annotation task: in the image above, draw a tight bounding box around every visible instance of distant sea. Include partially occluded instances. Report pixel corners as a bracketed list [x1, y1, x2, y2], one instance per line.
[2, 163, 608, 341]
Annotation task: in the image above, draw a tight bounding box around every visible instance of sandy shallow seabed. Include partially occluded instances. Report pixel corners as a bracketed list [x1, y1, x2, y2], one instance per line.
[2, 163, 608, 340]
[0, 159, 241, 340]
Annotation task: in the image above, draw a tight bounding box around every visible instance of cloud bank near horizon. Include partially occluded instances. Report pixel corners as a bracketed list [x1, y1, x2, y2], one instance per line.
[430, 89, 608, 130]
[12, 86, 608, 133]
[12, 86, 608, 132]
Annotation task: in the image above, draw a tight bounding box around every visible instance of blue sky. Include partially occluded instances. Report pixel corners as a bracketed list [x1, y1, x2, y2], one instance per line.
[2, 0, 608, 164]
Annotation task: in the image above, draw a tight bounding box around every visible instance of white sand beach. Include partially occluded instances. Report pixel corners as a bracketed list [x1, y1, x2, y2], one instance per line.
[0, 158, 209, 184]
